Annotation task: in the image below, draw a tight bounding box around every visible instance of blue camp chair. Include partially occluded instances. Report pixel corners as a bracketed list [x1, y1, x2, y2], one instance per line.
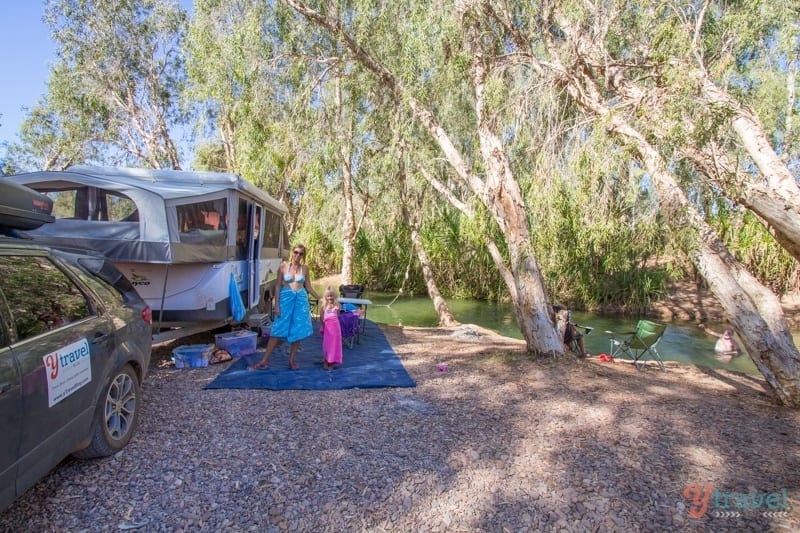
[606, 320, 667, 371]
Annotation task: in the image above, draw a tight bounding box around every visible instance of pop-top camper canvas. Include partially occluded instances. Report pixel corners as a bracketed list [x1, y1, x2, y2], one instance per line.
[5, 166, 289, 341]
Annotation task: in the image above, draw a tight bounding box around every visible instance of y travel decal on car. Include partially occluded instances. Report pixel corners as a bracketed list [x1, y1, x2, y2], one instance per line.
[43, 338, 92, 407]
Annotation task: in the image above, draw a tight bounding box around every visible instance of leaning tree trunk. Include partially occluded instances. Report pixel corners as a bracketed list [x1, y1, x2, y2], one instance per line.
[589, 22, 800, 264]
[617, 111, 800, 404]
[680, 143, 800, 262]
[635, 76, 800, 262]
[699, 77, 800, 204]
[410, 224, 460, 327]
[566, 67, 800, 405]
[398, 143, 460, 327]
[541, 9, 800, 405]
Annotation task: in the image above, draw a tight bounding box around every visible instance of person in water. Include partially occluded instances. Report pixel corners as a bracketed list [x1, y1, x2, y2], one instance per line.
[698, 323, 741, 356]
[249, 244, 320, 370]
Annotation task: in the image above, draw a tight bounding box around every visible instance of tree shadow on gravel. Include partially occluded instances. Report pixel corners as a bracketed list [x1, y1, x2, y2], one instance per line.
[380, 331, 799, 532]
[3, 325, 797, 532]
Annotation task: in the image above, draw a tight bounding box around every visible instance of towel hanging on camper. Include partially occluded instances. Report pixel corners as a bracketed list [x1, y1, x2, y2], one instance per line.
[229, 272, 246, 322]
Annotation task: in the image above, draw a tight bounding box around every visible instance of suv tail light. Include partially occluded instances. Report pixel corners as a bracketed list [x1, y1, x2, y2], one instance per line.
[142, 305, 152, 324]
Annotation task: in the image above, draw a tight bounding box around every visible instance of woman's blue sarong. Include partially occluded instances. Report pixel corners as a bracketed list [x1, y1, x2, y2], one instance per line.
[270, 287, 313, 343]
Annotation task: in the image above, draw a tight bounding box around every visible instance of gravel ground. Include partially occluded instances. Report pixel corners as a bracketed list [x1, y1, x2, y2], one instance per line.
[1, 324, 798, 532]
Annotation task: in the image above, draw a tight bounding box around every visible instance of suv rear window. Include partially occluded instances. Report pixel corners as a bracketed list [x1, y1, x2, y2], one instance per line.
[76, 257, 140, 304]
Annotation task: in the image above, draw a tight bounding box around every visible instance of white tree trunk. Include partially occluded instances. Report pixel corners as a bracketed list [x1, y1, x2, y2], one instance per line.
[543, 7, 800, 404]
[410, 224, 460, 327]
[699, 78, 800, 202]
[336, 76, 357, 286]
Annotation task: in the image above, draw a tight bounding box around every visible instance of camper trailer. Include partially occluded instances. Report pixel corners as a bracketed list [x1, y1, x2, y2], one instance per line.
[5, 166, 289, 342]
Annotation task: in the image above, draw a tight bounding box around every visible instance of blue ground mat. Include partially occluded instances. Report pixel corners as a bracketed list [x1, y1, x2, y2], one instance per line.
[204, 321, 416, 391]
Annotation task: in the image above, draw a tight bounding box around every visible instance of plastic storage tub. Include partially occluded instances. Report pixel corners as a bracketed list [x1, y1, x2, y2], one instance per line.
[172, 344, 214, 368]
[215, 330, 258, 356]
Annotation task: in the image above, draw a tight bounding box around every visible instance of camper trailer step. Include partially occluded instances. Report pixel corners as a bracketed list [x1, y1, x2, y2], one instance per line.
[246, 313, 271, 327]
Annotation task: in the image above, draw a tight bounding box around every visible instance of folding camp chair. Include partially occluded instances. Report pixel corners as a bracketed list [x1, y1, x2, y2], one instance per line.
[339, 284, 364, 298]
[554, 306, 593, 357]
[339, 284, 367, 335]
[339, 310, 360, 348]
[606, 320, 667, 371]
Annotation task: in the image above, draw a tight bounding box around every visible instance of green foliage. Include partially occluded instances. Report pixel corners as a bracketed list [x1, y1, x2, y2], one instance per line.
[710, 209, 798, 294]
[523, 122, 674, 314]
[31, 0, 190, 169]
[419, 206, 505, 300]
[291, 223, 340, 279]
[353, 227, 420, 293]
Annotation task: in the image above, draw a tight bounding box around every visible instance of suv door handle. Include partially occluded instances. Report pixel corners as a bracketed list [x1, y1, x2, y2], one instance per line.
[92, 332, 109, 344]
[0, 382, 11, 394]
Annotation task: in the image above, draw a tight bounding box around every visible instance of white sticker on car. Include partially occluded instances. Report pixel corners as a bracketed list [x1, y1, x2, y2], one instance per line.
[43, 338, 92, 407]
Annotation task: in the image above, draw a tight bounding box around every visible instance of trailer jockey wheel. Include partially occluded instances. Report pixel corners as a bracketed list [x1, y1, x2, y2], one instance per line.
[259, 286, 275, 318]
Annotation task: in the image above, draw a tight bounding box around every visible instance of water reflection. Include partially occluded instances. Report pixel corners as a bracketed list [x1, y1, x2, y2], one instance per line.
[342, 290, 800, 376]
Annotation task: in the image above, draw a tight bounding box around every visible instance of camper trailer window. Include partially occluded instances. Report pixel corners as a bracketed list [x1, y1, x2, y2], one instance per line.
[176, 199, 227, 245]
[47, 189, 80, 219]
[236, 198, 251, 259]
[0, 256, 91, 341]
[104, 192, 137, 221]
[263, 210, 281, 249]
[42, 187, 138, 221]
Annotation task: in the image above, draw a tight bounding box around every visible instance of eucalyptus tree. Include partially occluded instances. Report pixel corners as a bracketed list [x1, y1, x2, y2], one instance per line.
[39, 0, 188, 169]
[188, 0, 371, 274]
[591, 3, 800, 264]
[504, 1, 799, 404]
[393, 125, 460, 327]
[285, 0, 566, 356]
[315, 60, 388, 285]
[3, 95, 94, 171]
[186, 0, 307, 202]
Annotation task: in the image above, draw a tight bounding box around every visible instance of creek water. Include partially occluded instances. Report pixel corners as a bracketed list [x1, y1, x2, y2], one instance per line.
[339, 290, 800, 376]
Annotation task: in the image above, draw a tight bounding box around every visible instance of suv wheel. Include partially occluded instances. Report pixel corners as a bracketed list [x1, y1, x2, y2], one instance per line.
[73, 364, 140, 459]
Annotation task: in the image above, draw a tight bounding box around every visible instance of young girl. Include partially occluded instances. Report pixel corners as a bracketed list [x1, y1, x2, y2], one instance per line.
[320, 286, 343, 370]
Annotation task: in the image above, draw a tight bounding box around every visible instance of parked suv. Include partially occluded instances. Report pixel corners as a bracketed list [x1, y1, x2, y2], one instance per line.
[0, 180, 152, 511]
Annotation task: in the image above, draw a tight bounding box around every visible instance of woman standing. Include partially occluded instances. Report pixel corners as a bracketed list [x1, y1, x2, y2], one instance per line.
[249, 244, 320, 370]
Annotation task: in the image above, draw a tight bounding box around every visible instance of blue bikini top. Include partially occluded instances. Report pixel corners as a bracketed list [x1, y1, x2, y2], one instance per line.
[283, 271, 305, 283]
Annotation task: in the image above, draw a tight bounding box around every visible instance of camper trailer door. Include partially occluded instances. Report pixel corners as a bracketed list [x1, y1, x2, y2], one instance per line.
[236, 197, 262, 309]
